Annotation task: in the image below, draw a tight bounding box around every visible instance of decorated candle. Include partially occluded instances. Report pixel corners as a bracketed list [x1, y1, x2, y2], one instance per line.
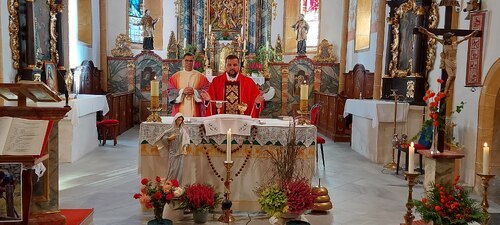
[408, 142, 415, 173]
[299, 81, 308, 112]
[483, 142, 490, 174]
[227, 129, 232, 162]
[150, 79, 159, 97]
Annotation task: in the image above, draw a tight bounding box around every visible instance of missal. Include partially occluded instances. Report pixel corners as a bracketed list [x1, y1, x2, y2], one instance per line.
[0, 117, 53, 156]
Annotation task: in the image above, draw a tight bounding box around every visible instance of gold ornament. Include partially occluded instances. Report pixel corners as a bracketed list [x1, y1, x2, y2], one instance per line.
[311, 179, 333, 212]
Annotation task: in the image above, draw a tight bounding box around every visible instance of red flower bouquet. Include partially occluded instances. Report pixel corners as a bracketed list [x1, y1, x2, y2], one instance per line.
[133, 177, 185, 220]
[181, 184, 220, 213]
[413, 176, 486, 225]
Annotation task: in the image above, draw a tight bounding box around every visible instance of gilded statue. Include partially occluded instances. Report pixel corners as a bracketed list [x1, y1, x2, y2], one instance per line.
[167, 31, 179, 59]
[111, 34, 134, 57]
[314, 39, 337, 63]
[418, 27, 479, 95]
[274, 35, 283, 62]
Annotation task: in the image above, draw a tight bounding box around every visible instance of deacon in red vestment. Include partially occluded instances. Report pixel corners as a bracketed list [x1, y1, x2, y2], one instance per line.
[201, 55, 264, 118]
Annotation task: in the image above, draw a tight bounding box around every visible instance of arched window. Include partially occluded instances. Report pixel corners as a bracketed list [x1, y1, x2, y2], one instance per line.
[128, 0, 144, 44]
[284, 0, 320, 54]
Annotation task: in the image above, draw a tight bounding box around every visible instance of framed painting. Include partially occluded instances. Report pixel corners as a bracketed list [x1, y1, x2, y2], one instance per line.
[204, 0, 247, 40]
[43, 61, 58, 93]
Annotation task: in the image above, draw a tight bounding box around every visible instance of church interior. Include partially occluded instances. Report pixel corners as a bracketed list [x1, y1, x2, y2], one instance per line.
[0, 0, 499, 224]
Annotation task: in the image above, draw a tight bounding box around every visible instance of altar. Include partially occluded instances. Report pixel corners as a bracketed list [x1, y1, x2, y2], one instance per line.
[344, 99, 424, 164]
[36, 94, 109, 162]
[138, 115, 316, 211]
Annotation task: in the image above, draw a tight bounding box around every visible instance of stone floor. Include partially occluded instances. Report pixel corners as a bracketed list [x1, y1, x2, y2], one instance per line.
[59, 126, 499, 225]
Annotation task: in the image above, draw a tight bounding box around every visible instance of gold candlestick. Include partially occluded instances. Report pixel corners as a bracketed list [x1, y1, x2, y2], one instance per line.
[147, 96, 162, 122]
[218, 161, 235, 223]
[477, 173, 495, 225]
[296, 110, 310, 125]
[403, 172, 419, 225]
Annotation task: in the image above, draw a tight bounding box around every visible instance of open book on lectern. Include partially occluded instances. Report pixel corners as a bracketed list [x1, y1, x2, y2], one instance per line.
[0, 117, 54, 156]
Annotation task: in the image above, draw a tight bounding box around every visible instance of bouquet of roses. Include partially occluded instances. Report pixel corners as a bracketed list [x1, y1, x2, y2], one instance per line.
[413, 176, 486, 225]
[133, 177, 185, 210]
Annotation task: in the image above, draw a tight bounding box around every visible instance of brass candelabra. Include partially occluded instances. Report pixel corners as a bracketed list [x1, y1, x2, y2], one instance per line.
[218, 161, 235, 223]
[146, 96, 162, 122]
[403, 172, 419, 225]
[477, 173, 495, 225]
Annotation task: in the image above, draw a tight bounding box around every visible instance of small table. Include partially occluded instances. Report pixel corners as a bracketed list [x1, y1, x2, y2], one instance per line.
[418, 150, 465, 189]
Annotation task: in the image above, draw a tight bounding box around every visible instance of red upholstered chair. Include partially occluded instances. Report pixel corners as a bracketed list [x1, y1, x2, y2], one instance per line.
[96, 94, 119, 146]
[310, 104, 325, 167]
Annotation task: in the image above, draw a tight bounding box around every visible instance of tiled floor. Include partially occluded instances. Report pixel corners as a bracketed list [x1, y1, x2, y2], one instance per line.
[59, 126, 499, 225]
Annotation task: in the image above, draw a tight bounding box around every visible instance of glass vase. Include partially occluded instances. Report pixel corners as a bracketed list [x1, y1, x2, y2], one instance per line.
[430, 127, 438, 154]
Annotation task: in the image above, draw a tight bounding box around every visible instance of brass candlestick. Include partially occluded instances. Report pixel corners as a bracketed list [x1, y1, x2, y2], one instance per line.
[477, 173, 495, 225]
[296, 110, 310, 125]
[218, 161, 235, 223]
[403, 172, 419, 225]
[147, 95, 162, 122]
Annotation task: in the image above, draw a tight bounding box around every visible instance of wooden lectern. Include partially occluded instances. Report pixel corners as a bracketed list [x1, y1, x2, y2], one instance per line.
[0, 81, 70, 225]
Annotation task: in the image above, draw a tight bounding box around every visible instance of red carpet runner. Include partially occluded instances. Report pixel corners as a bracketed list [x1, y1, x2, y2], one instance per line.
[60, 209, 94, 225]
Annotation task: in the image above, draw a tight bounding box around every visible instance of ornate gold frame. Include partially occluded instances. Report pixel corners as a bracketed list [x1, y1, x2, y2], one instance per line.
[204, 0, 248, 37]
[425, 2, 439, 73]
[314, 39, 337, 63]
[386, 0, 425, 77]
[8, 0, 20, 69]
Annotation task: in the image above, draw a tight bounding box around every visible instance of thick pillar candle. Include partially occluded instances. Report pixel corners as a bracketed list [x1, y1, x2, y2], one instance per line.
[408, 142, 415, 173]
[151, 79, 159, 96]
[227, 129, 232, 162]
[483, 142, 490, 174]
[299, 81, 308, 112]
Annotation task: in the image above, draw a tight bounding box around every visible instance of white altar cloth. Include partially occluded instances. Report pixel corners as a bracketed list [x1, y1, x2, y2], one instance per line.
[139, 116, 316, 211]
[344, 99, 423, 164]
[36, 95, 109, 162]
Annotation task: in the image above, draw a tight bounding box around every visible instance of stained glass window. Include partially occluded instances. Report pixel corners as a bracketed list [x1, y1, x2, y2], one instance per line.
[128, 0, 144, 44]
[301, 0, 320, 50]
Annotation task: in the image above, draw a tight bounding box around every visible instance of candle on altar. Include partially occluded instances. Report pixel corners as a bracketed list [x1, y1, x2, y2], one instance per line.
[208, 25, 212, 34]
[243, 40, 246, 51]
[408, 142, 415, 173]
[205, 37, 208, 49]
[183, 38, 187, 48]
[240, 27, 244, 36]
[150, 78, 159, 97]
[227, 129, 232, 162]
[266, 41, 269, 49]
[483, 142, 490, 174]
[300, 81, 308, 100]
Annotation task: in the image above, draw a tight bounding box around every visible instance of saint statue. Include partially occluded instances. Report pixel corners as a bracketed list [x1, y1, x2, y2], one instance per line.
[153, 113, 190, 183]
[291, 14, 309, 55]
[418, 27, 479, 95]
[138, 9, 160, 51]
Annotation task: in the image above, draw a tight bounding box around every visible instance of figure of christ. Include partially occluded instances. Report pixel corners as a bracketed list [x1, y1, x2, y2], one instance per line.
[168, 53, 210, 117]
[201, 54, 264, 118]
[418, 27, 479, 95]
[153, 113, 190, 183]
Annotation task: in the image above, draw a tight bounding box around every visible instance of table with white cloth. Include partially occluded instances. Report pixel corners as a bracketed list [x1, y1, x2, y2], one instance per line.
[35, 94, 109, 162]
[139, 115, 316, 211]
[343, 99, 424, 164]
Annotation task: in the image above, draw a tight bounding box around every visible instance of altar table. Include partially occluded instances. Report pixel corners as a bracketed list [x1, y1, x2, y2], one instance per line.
[344, 99, 424, 164]
[138, 115, 316, 211]
[35, 94, 109, 162]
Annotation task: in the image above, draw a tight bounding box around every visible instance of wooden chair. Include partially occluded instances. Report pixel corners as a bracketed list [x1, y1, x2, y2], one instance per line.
[96, 93, 120, 146]
[310, 104, 325, 167]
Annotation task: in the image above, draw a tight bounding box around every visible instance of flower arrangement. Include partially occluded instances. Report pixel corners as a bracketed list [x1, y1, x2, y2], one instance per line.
[246, 61, 262, 74]
[413, 176, 486, 225]
[133, 177, 185, 220]
[257, 178, 315, 218]
[181, 184, 221, 213]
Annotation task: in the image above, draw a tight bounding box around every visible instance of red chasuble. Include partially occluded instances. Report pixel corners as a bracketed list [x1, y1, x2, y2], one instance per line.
[207, 73, 263, 118]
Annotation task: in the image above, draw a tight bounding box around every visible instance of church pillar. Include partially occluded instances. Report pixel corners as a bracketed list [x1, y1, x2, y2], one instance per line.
[99, 0, 108, 91]
[373, 0, 387, 100]
[339, 0, 349, 94]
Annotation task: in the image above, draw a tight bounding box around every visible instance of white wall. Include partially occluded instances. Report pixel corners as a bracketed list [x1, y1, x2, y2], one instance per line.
[319, 0, 344, 61]
[69, 0, 101, 68]
[1, 0, 15, 83]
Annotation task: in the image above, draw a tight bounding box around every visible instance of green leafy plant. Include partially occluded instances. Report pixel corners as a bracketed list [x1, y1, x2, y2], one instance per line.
[413, 176, 486, 225]
[257, 184, 288, 218]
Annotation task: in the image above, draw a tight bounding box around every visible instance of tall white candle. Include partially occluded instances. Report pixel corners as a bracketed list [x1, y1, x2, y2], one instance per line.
[408, 142, 415, 173]
[241, 27, 244, 36]
[300, 81, 308, 100]
[243, 40, 246, 51]
[227, 129, 232, 162]
[483, 142, 490, 174]
[205, 38, 208, 49]
[266, 41, 269, 49]
[150, 79, 159, 96]
[208, 25, 212, 34]
[183, 38, 187, 48]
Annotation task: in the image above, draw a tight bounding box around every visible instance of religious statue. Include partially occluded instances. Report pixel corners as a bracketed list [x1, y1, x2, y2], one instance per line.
[138, 10, 160, 51]
[274, 35, 283, 62]
[418, 27, 479, 95]
[291, 14, 309, 55]
[153, 113, 190, 183]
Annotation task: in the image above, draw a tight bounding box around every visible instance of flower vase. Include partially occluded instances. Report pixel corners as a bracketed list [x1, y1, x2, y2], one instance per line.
[147, 207, 173, 225]
[162, 200, 184, 222]
[430, 127, 438, 154]
[192, 210, 209, 224]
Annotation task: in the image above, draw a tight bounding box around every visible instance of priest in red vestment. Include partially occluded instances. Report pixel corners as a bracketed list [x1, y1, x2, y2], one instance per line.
[201, 55, 264, 118]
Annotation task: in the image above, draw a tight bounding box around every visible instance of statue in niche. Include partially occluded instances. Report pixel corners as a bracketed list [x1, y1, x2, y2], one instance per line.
[291, 14, 309, 55]
[138, 9, 160, 51]
[418, 27, 479, 95]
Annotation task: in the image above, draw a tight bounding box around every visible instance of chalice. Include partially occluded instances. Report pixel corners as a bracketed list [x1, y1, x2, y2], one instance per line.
[214, 100, 227, 114]
[237, 103, 248, 115]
